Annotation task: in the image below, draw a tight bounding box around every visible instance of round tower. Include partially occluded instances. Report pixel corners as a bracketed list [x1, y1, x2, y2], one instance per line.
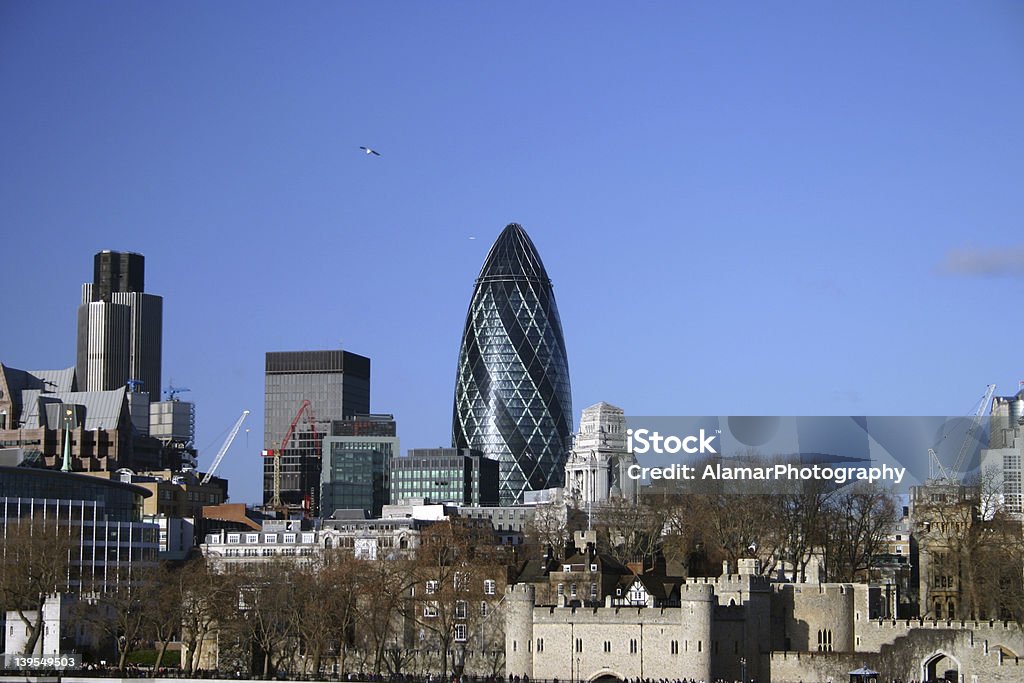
[679, 583, 714, 682]
[505, 583, 536, 679]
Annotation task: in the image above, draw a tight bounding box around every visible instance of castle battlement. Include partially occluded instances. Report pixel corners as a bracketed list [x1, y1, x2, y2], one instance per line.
[864, 618, 1024, 635]
[685, 573, 771, 588]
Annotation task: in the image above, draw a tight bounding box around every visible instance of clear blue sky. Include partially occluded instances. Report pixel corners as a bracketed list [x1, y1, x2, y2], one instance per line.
[2, 2, 1022, 504]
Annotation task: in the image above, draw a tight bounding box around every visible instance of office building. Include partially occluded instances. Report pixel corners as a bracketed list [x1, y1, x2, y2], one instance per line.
[982, 388, 1024, 516]
[263, 350, 370, 511]
[452, 223, 573, 504]
[320, 414, 398, 517]
[0, 456, 159, 592]
[150, 397, 197, 469]
[391, 447, 499, 506]
[76, 250, 163, 398]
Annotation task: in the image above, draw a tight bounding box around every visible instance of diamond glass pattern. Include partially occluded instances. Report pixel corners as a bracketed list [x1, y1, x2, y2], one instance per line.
[452, 224, 573, 504]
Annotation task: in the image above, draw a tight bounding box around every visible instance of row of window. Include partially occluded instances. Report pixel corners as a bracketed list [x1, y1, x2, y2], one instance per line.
[524, 638, 703, 655]
[224, 532, 314, 544]
[422, 600, 491, 620]
[425, 579, 496, 595]
[222, 547, 314, 557]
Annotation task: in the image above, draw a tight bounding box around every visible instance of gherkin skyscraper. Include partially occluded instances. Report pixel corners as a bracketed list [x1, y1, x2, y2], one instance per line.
[453, 223, 573, 504]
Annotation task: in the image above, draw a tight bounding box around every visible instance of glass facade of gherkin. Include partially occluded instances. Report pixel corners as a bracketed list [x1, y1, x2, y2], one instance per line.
[452, 223, 573, 505]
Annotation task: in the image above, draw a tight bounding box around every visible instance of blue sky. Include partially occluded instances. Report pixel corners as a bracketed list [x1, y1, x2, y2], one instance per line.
[2, 2, 1022, 504]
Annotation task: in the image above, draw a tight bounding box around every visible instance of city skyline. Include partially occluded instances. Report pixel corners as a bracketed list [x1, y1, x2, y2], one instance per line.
[2, 3, 1023, 504]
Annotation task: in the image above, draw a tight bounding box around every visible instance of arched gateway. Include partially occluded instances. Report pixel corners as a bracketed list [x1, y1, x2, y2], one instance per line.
[922, 651, 961, 683]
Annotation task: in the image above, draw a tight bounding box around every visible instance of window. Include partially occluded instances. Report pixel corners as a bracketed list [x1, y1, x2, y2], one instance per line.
[481, 601, 489, 617]
[670, 641, 678, 655]
[630, 639, 638, 654]
[423, 603, 438, 618]
[227, 533, 240, 544]
[570, 583, 577, 597]
[426, 580, 438, 595]
[603, 641, 611, 653]
[557, 583, 564, 596]
[575, 638, 582, 653]
[246, 534, 259, 543]
[536, 638, 544, 652]
[484, 579, 496, 595]
[454, 623, 467, 642]
[455, 600, 467, 619]
[590, 563, 598, 572]
[591, 583, 598, 599]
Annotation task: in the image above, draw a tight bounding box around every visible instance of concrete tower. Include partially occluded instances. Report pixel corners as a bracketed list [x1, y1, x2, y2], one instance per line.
[76, 251, 162, 398]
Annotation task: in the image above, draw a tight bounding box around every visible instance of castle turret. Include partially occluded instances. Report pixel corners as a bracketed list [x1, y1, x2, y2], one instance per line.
[677, 583, 714, 682]
[505, 583, 536, 679]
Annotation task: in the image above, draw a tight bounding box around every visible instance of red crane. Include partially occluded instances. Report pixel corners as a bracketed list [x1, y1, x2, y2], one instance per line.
[263, 399, 319, 512]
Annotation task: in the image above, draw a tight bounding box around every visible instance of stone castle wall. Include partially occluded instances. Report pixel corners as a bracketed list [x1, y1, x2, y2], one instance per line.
[771, 628, 1023, 683]
[507, 571, 1024, 683]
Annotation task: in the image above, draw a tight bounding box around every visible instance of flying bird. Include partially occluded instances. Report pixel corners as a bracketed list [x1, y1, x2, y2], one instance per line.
[360, 146, 381, 156]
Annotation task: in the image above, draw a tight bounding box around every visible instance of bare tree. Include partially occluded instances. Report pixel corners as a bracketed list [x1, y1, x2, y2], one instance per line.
[410, 519, 506, 679]
[912, 472, 1024, 622]
[286, 551, 361, 676]
[522, 501, 575, 560]
[592, 497, 665, 565]
[822, 483, 897, 582]
[0, 519, 77, 655]
[353, 553, 417, 674]
[78, 580, 147, 670]
[179, 558, 238, 673]
[143, 562, 185, 671]
[226, 562, 298, 679]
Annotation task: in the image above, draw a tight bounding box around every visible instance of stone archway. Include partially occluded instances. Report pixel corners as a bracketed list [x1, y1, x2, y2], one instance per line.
[587, 669, 625, 683]
[922, 651, 961, 683]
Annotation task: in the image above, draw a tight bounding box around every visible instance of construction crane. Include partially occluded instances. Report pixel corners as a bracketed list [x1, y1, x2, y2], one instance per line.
[164, 383, 191, 401]
[201, 410, 250, 485]
[263, 400, 318, 511]
[928, 384, 997, 485]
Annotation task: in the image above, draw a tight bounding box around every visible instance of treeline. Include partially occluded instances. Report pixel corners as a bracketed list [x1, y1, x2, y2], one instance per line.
[0, 519, 509, 679]
[528, 479, 900, 582]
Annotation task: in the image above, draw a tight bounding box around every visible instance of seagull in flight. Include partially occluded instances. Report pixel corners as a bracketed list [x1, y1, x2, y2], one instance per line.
[360, 146, 381, 156]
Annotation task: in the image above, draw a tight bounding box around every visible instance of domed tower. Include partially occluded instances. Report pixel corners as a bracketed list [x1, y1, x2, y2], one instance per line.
[452, 223, 573, 504]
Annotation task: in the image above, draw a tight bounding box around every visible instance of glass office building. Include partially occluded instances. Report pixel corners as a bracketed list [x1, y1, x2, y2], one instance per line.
[0, 466, 159, 591]
[390, 447, 499, 506]
[321, 414, 398, 518]
[264, 350, 371, 513]
[452, 224, 573, 504]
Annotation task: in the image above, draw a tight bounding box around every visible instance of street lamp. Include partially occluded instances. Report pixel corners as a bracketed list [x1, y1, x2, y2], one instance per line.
[740, 657, 747, 683]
